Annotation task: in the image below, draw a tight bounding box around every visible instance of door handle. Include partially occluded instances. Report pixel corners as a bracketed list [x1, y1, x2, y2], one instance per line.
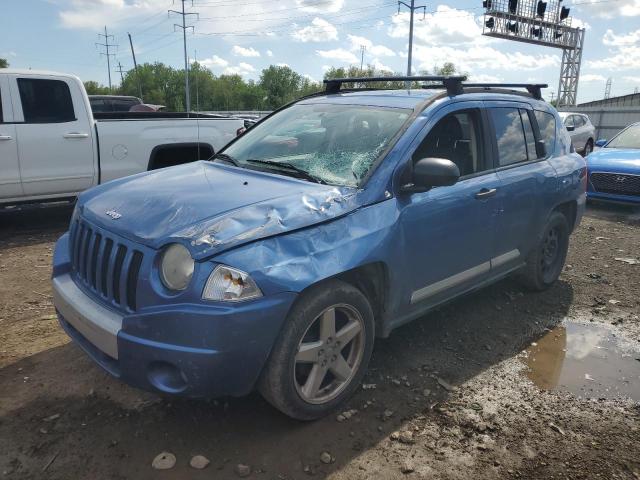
[475, 188, 497, 199]
[0, 135, 12, 141]
[63, 132, 89, 139]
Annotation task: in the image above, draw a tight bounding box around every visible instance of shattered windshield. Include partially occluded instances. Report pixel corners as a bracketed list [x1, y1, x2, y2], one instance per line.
[221, 103, 411, 186]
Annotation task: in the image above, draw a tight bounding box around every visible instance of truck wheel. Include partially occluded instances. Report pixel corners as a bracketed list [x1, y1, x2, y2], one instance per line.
[258, 279, 374, 420]
[518, 211, 569, 291]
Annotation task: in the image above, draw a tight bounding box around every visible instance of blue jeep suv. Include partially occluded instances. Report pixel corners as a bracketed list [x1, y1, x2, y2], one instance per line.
[52, 76, 587, 419]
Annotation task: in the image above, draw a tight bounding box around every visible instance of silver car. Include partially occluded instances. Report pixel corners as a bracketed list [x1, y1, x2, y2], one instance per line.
[559, 112, 596, 156]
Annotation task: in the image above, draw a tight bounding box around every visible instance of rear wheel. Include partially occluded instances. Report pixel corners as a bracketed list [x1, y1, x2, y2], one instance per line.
[518, 211, 569, 291]
[258, 279, 374, 420]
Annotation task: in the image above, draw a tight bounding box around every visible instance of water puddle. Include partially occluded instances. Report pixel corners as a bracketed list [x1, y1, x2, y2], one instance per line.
[523, 322, 640, 401]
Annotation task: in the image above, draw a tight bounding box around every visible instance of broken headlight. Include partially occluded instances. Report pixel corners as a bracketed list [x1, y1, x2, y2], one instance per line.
[202, 265, 262, 302]
[160, 243, 194, 291]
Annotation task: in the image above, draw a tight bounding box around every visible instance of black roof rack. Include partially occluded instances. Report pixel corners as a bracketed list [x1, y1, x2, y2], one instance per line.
[323, 76, 467, 97]
[322, 76, 547, 100]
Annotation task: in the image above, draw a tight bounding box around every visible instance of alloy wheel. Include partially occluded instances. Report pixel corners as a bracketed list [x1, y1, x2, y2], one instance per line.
[293, 304, 365, 404]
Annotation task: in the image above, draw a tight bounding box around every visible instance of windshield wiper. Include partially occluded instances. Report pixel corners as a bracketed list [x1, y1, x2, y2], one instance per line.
[246, 159, 327, 184]
[212, 152, 240, 167]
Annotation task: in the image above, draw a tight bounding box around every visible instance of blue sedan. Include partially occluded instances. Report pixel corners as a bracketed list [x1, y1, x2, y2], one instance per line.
[587, 122, 640, 204]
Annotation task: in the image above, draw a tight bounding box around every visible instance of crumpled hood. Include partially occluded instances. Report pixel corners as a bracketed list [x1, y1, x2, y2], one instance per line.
[78, 161, 360, 260]
[587, 148, 640, 174]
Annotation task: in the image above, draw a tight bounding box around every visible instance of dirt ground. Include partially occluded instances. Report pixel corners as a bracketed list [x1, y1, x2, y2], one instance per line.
[0, 201, 639, 480]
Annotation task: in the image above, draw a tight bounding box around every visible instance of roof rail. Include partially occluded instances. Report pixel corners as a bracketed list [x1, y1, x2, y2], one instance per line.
[323, 75, 467, 97]
[461, 83, 548, 100]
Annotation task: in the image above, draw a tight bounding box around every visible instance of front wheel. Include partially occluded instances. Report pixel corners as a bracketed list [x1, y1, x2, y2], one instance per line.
[258, 279, 375, 420]
[518, 211, 570, 291]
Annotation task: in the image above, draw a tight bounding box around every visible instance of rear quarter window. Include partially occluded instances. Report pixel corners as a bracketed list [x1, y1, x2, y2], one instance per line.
[534, 110, 556, 155]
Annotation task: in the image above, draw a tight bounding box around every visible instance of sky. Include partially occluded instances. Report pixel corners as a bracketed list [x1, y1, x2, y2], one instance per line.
[1, 0, 639, 104]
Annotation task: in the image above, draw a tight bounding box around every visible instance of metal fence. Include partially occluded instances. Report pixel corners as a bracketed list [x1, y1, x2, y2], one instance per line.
[559, 106, 640, 141]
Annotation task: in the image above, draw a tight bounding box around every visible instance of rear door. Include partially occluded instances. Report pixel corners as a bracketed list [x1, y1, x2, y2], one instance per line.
[0, 75, 22, 199]
[397, 101, 501, 312]
[486, 103, 557, 272]
[10, 74, 96, 196]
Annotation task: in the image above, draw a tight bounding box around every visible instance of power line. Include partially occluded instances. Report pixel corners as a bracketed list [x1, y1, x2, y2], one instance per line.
[169, 0, 199, 112]
[96, 26, 117, 91]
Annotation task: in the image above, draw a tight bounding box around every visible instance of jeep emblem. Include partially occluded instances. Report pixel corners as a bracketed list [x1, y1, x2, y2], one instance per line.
[105, 209, 122, 220]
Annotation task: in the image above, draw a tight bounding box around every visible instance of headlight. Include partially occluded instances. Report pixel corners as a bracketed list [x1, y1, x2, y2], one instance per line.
[160, 243, 194, 291]
[202, 265, 262, 302]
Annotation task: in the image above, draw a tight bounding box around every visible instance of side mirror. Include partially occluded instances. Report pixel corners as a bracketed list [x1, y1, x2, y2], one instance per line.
[566, 125, 575, 132]
[595, 139, 607, 147]
[404, 157, 460, 192]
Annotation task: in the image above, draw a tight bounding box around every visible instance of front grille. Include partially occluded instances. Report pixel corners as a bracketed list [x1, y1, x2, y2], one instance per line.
[69, 218, 144, 311]
[590, 172, 640, 197]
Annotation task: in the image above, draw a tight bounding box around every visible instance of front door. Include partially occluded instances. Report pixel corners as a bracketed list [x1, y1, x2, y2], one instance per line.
[10, 75, 95, 197]
[397, 103, 501, 313]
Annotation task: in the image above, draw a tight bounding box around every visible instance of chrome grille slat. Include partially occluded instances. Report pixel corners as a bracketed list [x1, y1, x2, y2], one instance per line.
[69, 218, 143, 312]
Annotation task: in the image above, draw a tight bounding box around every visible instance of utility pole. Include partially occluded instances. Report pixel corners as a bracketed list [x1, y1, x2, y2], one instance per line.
[96, 26, 117, 91]
[169, 0, 198, 112]
[128, 33, 144, 101]
[604, 77, 612, 99]
[115, 62, 125, 84]
[359, 45, 366, 72]
[398, 0, 426, 82]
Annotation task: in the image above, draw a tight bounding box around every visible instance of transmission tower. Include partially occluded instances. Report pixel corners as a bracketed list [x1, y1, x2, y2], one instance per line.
[604, 78, 612, 99]
[96, 26, 117, 91]
[398, 0, 426, 79]
[169, 0, 198, 112]
[115, 62, 126, 84]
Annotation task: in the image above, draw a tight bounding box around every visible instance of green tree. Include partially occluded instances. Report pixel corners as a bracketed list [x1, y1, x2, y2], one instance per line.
[0, 58, 9, 68]
[259, 65, 304, 110]
[83, 81, 111, 95]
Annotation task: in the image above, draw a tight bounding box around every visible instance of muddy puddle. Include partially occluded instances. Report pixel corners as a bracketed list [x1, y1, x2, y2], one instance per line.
[523, 322, 640, 401]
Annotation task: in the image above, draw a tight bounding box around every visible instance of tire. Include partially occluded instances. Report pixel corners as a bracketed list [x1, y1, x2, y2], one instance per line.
[583, 139, 593, 156]
[518, 211, 570, 291]
[258, 279, 375, 420]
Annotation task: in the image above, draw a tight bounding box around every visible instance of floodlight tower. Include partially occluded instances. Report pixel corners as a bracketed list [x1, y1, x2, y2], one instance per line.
[482, 0, 585, 106]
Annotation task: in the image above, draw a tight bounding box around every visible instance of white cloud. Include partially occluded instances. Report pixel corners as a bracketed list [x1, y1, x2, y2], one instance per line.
[623, 75, 640, 83]
[266, 50, 274, 57]
[603, 28, 640, 46]
[316, 48, 359, 64]
[588, 45, 640, 70]
[347, 34, 396, 57]
[291, 18, 338, 42]
[59, 0, 158, 29]
[295, 0, 344, 13]
[469, 73, 503, 82]
[276, 62, 290, 68]
[413, 44, 560, 72]
[581, 74, 607, 82]
[370, 58, 395, 73]
[572, 0, 640, 18]
[232, 45, 261, 57]
[200, 55, 229, 69]
[223, 62, 256, 76]
[388, 6, 485, 46]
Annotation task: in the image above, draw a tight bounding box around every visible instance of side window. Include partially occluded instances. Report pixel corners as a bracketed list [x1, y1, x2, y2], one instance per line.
[534, 110, 556, 155]
[574, 115, 584, 127]
[412, 110, 483, 176]
[564, 115, 574, 128]
[17, 78, 75, 123]
[519, 110, 537, 160]
[489, 107, 528, 167]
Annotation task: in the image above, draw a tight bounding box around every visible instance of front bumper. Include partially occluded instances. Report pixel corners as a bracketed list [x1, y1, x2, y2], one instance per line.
[586, 189, 640, 204]
[53, 232, 297, 398]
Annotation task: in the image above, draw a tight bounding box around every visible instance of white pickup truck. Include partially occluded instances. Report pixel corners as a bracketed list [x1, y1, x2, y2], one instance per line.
[0, 69, 244, 205]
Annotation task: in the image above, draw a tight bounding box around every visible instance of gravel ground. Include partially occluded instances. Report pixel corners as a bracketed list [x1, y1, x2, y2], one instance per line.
[0, 201, 639, 480]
